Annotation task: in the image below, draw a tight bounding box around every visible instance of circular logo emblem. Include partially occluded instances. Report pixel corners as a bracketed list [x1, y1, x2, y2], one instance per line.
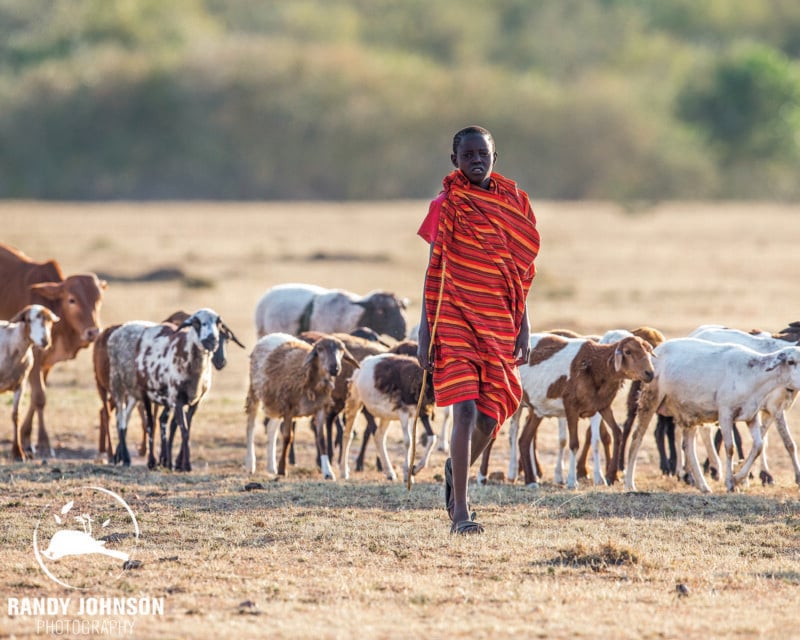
[33, 486, 140, 590]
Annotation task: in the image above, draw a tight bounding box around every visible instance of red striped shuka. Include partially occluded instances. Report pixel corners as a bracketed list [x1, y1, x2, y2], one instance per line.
[417, 169, 540, 434]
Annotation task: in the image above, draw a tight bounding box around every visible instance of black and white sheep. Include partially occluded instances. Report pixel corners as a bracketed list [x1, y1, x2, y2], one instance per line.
[339, 353, 437, 483]
[0, 304, 59, 460]
[137, 309, 242, 472]
[245, 332, 359, 478]
[110, 309, 242, 470]
[254, 283, 408, 341]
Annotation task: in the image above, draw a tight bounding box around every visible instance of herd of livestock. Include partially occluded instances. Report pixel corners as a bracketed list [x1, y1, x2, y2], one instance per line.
[2, 241, 800, 495]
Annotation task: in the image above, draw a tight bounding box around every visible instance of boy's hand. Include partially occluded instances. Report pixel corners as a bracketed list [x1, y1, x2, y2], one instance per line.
[417, 324, 433, 372]
[514, 325, 530, 366]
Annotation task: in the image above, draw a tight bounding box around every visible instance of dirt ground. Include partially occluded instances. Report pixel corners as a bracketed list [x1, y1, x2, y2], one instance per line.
[1, 200, 799, 639]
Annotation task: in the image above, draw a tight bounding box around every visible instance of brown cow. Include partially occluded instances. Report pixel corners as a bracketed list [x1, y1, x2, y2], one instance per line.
[0, 244, 106, 459]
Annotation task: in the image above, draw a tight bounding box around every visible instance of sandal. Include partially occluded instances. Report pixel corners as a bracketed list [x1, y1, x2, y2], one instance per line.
[451, 519, 485, 535]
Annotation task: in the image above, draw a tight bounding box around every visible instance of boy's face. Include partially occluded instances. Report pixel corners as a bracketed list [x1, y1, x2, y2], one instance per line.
[451, 133, 496, 188]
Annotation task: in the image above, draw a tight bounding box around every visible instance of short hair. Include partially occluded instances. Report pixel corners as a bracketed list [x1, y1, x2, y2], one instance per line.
[452, 126, 495, 155]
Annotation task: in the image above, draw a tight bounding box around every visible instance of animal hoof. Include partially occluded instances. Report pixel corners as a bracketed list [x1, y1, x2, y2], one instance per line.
[759, 471, 774, 486]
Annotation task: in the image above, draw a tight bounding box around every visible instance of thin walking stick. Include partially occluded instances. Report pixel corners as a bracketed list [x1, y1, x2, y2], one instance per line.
[408, 258, 446, 492]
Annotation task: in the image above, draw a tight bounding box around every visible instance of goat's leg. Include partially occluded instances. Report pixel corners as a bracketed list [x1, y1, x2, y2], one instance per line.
[97, 391, 113, 463]
[142, 400, 157, 470]
[618, 380, 641, 472]
[772, 410, 800, 486]
[375, 418, 397, 481]
[167, 411, 181, 470]
[506, 404, 524, 482]
[624, 384, 659, 491]
[413, 414, 438, 476]
[113, 397, 136, 467]
[264, 418, 280, 475]
[437, 405, 452, 453]
[682, 423, 712, 494]
[277, 417, 294, 476]
[755, 410, 776, 485]
[477, 437, 494, 485]
[698, 425, 722, 479]
[518, 412, 543, 487]
[654, 415, 676, 475]
[137, 403, 148, 457]
[11, 384, 26, 461]
[175, 404, 197, 471]
[565, 411, 582, 490]
[355, 408, 377, 472]
[531, 416, 544, 480]
[315, 410, 336, 480]
[158, 407, 171, 469]
[699, 425, 720, 482]
[597, 406, 622, 484]
[340, 393, 364, 480]
[732, 416, 763, 489]
[555, 417, 569, 485]
[172, 405, 191, 472]
[244, 393, 259, 474]
[288, 421, 297, 466]
[590, 415, 611, 486]
[576, 423, 592, 480]
[400, 411, 413, 485]
[259, 411, 284, 476]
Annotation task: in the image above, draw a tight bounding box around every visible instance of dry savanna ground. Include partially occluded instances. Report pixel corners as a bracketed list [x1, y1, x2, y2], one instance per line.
[1, 201, 800, 639]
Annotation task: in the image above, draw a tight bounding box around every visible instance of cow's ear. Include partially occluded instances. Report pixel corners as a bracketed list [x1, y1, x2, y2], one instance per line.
[30, 282, 64, 301]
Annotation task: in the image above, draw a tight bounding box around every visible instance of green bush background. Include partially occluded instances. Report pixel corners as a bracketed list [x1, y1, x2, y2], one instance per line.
[1, 0, 799, 201]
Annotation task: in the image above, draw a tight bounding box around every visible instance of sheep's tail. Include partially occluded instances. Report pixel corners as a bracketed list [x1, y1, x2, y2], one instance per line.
[408, 257, 446, 492]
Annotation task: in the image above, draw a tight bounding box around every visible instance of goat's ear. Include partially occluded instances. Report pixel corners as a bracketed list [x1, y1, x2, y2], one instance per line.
[221, 321, 246, 349]
[302, 349, 318, 367]
[614, 347, 623, 371]
[10, 308, 29, 323]
[342, 349, 360, 369]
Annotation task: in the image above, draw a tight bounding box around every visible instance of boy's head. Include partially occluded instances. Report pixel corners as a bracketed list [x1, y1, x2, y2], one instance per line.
[451, 126, 497, 188]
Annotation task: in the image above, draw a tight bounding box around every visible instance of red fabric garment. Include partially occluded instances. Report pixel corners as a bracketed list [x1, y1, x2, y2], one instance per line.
[419, 170, 540, 431]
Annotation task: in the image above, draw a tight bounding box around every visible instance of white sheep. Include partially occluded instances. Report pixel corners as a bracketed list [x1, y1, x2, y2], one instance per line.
[624, 338, 800, 493]
[686, 324, 800, 486]
[339, 352, 437, 483]
[254, 283, 408, 341]
[0, 304, 59, 460]
[245, 332, 359, 479]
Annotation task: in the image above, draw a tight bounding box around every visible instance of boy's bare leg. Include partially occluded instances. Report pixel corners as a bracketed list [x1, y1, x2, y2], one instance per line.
[448, 400, 496, 528]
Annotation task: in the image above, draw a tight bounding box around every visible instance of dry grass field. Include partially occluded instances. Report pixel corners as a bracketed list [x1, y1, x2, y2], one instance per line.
[1, 200, 800, 639]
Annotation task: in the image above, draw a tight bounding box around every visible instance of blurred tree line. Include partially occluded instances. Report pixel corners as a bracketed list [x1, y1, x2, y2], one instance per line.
[0, 0, 798, 201]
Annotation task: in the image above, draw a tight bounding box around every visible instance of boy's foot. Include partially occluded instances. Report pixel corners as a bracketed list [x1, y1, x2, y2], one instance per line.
[445, 458, 482, 532]
[451, 519, 485, 535]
